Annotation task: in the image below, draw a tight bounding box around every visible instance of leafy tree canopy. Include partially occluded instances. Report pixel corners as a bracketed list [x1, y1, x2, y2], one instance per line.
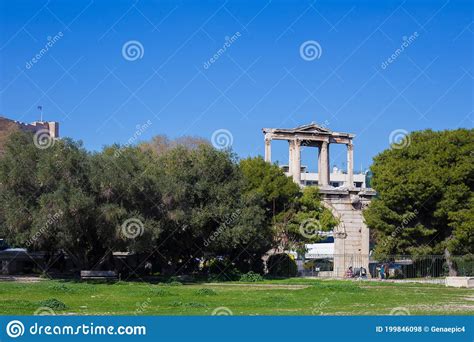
[363, 129, 473, 261]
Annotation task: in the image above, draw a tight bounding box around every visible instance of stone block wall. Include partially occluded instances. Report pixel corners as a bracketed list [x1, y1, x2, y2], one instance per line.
[321, 188, 375, 277]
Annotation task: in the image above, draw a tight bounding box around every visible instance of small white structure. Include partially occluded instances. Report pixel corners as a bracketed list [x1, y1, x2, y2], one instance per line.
[305, 242, 335, 257]
[446, 277, 474, 288]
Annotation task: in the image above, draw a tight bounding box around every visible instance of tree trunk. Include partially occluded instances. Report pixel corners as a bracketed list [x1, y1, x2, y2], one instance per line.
[444, 248, 458, 276]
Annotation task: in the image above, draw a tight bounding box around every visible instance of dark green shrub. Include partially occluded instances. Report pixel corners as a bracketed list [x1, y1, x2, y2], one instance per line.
[37, 298, 67, 310]
[205, 258, 242, 281]
[267, 254, 298, 277]
[150, 288, 170, 296]
[195, 288, 217, 296]
[185, 302, 208, 308]
[393, 269, 405, 279]
[48, 283, 74, 293]
[239, 271, 264, 282]
[166, 281, 183, 286]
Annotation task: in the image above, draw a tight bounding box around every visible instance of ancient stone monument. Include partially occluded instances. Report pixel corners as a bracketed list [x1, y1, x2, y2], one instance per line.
[262, 123, 376, 277]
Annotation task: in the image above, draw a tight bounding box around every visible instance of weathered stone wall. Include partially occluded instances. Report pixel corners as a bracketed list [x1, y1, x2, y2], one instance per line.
[321, 188, 374, 277]
[0, 116, 59, 155]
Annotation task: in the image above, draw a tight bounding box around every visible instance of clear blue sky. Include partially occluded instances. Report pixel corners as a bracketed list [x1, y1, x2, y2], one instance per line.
[0, 0, 472, 172]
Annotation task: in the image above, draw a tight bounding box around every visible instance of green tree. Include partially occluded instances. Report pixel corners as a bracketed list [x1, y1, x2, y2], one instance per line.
[274, 187, 338, 253]
[145, 144, 271, 274]
[239, 156, 300, 219]
[239, 157, 337, 256]
[363, 129, 474, 274]
[0, 131, 41, 247]
[0, 132, 106, 268]
[0, 133, 157, 269]
[88, 145, 163, 259]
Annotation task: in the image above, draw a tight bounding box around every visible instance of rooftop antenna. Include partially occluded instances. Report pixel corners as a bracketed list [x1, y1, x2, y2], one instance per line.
[37, 106, 43, 122]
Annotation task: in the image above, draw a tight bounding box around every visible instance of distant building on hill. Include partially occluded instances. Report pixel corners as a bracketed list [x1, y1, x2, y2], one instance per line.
[0, 116, 59, 154]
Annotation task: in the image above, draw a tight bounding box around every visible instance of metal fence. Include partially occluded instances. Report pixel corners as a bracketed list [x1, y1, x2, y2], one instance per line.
[296, 254, 474, 279]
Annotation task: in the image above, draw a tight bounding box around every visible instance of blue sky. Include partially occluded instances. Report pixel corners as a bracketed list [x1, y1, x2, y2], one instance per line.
[0, 0, 472, 172]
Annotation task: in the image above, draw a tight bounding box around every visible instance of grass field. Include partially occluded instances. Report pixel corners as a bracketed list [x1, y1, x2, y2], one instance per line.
[0, 278, 473, 316]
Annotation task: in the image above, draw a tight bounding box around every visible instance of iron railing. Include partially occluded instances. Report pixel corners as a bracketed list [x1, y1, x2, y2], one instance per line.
[294, 254, 474, 279]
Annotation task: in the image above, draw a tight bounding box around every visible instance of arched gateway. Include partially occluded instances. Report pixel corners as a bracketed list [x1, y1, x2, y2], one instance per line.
[262, 123, 376, 277]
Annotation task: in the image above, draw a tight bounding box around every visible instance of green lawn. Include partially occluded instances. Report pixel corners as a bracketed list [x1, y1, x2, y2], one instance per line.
[0, 278, 472, 315]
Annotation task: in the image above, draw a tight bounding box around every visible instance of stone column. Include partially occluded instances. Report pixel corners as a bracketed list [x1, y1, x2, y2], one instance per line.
[347, 143, 354, 188]
[264, 137, 272, 163]
[292, 140, 301, 184]
[317, 144, 322, 185]
[288, 140, 294, 176]
[319, 141, 330, 186]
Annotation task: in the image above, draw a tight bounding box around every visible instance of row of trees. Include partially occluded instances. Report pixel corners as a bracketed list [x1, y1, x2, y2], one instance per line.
[363, 129, 473, 273]
[1, 128, 471, 276]
[0, 131, 336, 275]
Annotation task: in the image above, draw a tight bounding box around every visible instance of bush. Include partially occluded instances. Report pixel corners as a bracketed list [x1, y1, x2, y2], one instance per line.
[37, 298, 67, 310]
[150, 288, 170, 296]
[166, 281, 183, 286]
[267, 254, 298, 277]
[195, 288, 217, 296]
[392, 269, 405, 279]
[48, 283, 74, 293]
[204, 258, 242, 281]
[239, 271, 264, 282]
[185, 302, 208, 308]
[452, 254, 474, 276]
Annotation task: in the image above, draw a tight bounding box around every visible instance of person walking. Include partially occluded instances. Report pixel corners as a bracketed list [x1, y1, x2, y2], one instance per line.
[380, 264, 385, 280]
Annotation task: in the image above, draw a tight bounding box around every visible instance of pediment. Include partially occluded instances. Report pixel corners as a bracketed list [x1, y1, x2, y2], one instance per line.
[293, 123, 332, 134]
